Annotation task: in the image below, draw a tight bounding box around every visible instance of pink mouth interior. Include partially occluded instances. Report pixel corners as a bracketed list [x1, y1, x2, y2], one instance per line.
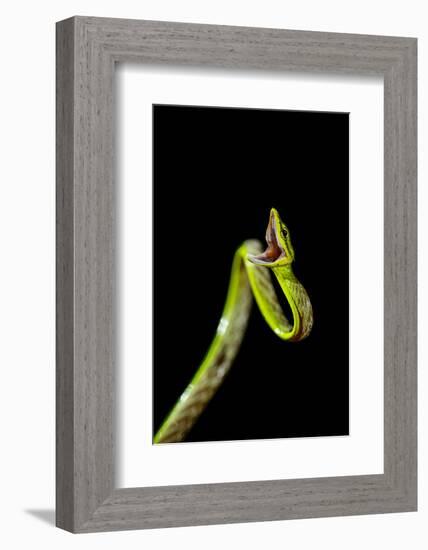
[250, 212, 285, 264]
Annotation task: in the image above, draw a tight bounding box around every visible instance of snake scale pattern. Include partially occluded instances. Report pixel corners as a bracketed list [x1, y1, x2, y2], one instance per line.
[154, 209, 313, 444]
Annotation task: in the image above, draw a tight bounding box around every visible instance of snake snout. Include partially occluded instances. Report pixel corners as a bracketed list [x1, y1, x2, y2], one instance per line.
[248, 208, 288, 267]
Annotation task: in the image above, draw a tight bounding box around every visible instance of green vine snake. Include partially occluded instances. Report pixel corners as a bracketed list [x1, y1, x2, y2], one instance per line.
[154, 208, 314, 444]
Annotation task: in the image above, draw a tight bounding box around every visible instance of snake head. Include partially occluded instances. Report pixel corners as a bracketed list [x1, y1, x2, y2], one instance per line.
[248, 208, 295, 267]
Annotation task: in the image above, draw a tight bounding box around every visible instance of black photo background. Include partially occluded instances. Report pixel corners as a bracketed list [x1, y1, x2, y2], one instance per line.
[153, 104, 349, 442]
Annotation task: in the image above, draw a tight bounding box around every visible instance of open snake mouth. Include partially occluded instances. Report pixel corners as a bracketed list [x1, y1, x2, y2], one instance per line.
[249, 209, 286, 266]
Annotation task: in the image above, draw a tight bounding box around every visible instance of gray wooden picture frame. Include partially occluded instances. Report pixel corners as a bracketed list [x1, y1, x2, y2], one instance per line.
[56, 16, 417, 533]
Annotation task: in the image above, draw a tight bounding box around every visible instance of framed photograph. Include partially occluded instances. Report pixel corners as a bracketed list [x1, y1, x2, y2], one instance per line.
[56, 16, 417, 532]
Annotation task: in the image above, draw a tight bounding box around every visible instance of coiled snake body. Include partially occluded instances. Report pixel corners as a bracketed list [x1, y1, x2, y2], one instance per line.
[154, 208, 313, 444]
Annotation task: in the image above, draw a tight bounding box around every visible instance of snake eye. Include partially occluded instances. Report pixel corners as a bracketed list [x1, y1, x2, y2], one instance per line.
[281, 228, 288, 238]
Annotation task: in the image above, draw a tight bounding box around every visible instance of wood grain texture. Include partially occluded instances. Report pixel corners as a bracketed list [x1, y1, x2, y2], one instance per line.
[56, 18, 75, 532]
[56, 16, 417, 533]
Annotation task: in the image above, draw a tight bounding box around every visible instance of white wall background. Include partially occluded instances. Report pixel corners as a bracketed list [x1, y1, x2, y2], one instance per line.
[0, 1, 424, 548]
